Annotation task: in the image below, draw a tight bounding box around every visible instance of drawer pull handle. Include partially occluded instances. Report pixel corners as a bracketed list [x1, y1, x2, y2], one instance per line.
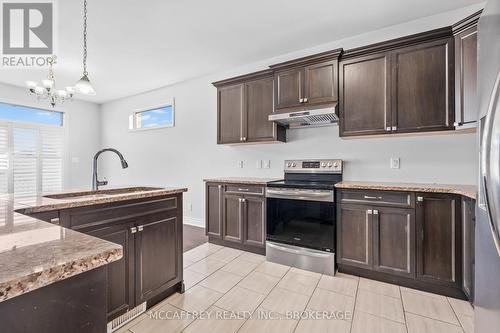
[131, 227, 137, 234]
[364, 195, 382, 200]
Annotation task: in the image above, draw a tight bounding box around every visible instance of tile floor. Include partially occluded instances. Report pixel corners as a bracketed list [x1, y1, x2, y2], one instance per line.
[117, 243, 474, 333]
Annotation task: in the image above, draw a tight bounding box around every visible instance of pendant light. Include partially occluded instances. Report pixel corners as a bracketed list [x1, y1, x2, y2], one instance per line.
[74, 0, 96, 95]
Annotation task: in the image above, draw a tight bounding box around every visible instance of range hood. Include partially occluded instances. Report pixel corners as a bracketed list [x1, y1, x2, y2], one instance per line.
[268, 104, 338, 128]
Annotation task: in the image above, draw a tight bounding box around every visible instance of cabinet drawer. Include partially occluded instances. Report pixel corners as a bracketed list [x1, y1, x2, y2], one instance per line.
[225, 184, 265, 196]
[340, 190, 414, 208]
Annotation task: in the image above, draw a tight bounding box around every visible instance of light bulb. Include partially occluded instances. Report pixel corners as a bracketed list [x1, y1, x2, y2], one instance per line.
[41, 79, 54, 89]
[74, 75, 96, 95]
[56, 90, 68, 98]
[26, 80, 38, 88]
[34, 86, 45, 95]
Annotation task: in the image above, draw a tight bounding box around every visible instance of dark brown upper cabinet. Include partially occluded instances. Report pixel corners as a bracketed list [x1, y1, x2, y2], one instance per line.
[213, 70, 286, 145]
[453, 10, 481, 130]
[339, 27, 455, 137]
[270, 49, 342, 112]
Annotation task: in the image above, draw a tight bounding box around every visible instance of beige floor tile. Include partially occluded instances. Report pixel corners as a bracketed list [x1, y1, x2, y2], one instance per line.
[307, 288, 355, 316]
[221, 258, 259, 276]
[359, 277, 400, 298]
[183, 259, 194, 268]
[289, 267, 323, 279]
[277, 271, 319, 296]
[129, 303, 193, 333]
[336, 272, 360, 280]
[167, 285, 223, 313]
[447, 297, 474, 316]
[261, 287, 310, 315]
[406, 312, 463, 333]
[215, 286, 266, 313]
[182, 306, 246, 333]
[183, 268, 207, 290]
[254, 261, 290, 278]
[187, 257, 226, 275]
[356, 289, 405, 323]
[199, 270, 242, 293]
[351, 311, 406, 333]
[317, 274, 358, 297]
[238, 308, 298, 333]
[184, 246, 212, 262]
[295, 316, 351, 333]
[208, 247, 243, 263]
[238, 271, 280, 295]
[400, 286, 447, 300]
[457, 313, 474, 333]
[401, 290, 459, 325]
[239, 251, 266, 264]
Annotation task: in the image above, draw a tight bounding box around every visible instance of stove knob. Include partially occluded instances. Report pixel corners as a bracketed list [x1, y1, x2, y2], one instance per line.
[327, 162, 333, 168]
[291, 162, 296, 167]
[321, 162, 326, 168]
[287, 162, 292, 167]
[333, 161, 340, 168]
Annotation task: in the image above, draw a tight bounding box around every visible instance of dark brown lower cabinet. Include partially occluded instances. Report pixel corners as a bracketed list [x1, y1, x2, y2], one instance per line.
[206, 182, 265, 254]
[337, 189, 472, 300]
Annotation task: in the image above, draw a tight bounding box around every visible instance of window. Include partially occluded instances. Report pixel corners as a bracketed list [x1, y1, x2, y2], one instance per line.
[129, 101, 175, 130]
[0, 102, 64, 195]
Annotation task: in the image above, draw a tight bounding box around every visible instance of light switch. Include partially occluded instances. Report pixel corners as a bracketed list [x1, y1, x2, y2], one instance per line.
[263, 160, 271, 169]
[238, 160, 244, 168]
[390, 157, 400, 169]
[256, 160, 262, 169]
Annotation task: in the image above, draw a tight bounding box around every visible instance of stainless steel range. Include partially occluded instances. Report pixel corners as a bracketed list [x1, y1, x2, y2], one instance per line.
[266, 159, 342, 275]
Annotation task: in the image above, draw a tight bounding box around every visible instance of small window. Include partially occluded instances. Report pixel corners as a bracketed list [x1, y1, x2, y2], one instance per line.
[129, 102, 175, 130]
[0, 102, 63, 126]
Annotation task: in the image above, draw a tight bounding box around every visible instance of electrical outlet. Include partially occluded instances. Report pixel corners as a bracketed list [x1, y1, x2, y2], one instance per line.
[238, 160, 244, 168]
[390, 157, 400, 169]
[263, 160, 271, 169]
[256, 160, 262, 169]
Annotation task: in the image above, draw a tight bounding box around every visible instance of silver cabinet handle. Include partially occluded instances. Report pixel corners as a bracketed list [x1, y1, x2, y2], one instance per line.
[138, 225, 144, 232]
[373, 210, 379, 215]
[392, 126, 397, 131]
[218, 185, 222, 190]
[131, 227, 137, 234]
[417, 196, 424, 202]
[299, 98, 304, 103]
[386, 127, 391, 132]
[367, 209, 373, 215]
[240, 137, 243, 141]
[364, 195, 382, 200]
[303, 97, 308, 103]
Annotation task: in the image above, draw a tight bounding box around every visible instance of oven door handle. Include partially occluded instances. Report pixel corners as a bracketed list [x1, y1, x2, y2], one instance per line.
[266, 242, 334, 258]
[266, 188, 334, 202]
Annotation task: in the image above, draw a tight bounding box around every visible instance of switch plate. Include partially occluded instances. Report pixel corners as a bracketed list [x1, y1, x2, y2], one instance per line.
[263, 160, 271, 169]
[256, 160, 262, 169]
[390, 157, 400, 169]
[238, 160, 244, 168]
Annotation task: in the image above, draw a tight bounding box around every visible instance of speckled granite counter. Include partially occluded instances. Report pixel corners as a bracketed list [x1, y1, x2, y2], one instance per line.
[204, 177, 282, 185]
[335, 181, 477, 200]
[0, 186, 187, 302]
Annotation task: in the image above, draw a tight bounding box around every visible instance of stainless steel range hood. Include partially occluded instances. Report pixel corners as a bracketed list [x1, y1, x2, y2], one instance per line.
[268, 104, 338, 128]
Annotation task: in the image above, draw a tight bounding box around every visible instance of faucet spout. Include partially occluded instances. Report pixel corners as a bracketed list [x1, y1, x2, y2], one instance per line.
[92, 148, 129, 191]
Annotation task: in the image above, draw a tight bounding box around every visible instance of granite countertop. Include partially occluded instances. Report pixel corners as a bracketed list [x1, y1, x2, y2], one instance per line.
[11, 186, 188, 214]
[335, 181, 477, 199]
[204, 177, 282, 185]
[0, 185, 188, 303]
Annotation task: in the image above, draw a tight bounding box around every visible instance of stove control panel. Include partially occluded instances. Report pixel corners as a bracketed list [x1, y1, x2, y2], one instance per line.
[284, 159, 343, 173]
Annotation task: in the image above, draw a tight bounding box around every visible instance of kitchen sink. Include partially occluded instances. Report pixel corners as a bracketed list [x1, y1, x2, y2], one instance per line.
[43, 187, 163, 200]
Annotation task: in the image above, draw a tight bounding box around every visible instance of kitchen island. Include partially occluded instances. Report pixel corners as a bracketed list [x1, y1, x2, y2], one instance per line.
[0, 186, 187, 333]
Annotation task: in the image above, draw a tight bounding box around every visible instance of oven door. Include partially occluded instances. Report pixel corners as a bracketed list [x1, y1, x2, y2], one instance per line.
[266, 188, 335, 252]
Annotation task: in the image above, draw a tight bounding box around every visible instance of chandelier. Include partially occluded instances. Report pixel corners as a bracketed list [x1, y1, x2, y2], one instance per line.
[26, 0, 95, 107]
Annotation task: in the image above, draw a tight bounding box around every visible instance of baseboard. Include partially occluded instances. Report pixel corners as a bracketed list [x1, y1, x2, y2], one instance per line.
[183, 216, 205, 228]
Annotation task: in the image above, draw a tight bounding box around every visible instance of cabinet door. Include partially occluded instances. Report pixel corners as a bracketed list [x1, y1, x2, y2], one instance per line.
[243, 196, 265, 248]
[337, 204, 373, 268]
[455, 26, 478, 128]
[87, 222, 135, 321]
[206, 184, 222, 238]
[274, 68, 304, 110]
[135, 213, 181, 305]
[392, 38, 454, 133]
[416, 194, 460, 286]
[373, 207, 415, 277]
[339, 53, 391, 136]
[245, 76, 276, 142]
[223, 194, 243, 243]
[462, 198, 475, 300]
[304, 60, 338, 105]
[218, 84, 244, 144]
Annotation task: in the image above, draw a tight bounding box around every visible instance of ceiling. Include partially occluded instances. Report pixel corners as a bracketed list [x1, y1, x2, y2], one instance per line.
[0, 0, 483, 104]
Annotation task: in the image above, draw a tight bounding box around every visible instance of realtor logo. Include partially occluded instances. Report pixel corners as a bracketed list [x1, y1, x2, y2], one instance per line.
[2, 2, 53, 54]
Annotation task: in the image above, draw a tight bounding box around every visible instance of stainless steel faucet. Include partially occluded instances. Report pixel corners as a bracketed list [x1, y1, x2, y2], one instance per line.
[92, 148, 129, 191]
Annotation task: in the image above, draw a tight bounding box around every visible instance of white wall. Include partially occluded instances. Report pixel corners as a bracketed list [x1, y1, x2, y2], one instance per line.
[0, 82, 101, 189]
[99, 4, 482, 226]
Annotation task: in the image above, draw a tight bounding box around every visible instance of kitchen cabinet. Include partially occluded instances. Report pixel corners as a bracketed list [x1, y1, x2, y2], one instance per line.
[416, 193, 460, 289]
[453, 10, 481, 130]
[214, 70, 286, 145]
[339, 53, 391, 136]
[205, 182, 266, 254]
[270, 49, 341, 111]
[462, 197, 475, 301]
[339, 27, 454, 137]
[206, 183, 223, 238]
